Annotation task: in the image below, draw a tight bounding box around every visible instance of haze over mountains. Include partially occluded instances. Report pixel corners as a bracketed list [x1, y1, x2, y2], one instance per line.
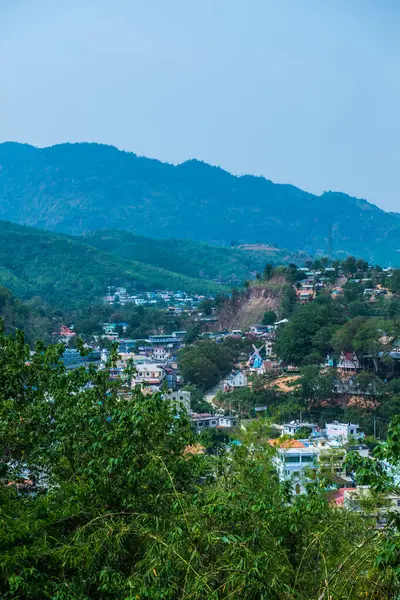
[0, 141, 399, 266]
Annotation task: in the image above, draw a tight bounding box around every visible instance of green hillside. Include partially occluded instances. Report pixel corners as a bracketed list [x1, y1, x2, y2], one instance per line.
[0, 285, 54, 344]
[0, 142, 399, 265]
[0, 221, 224, 308]
[82, 230, 298, 283]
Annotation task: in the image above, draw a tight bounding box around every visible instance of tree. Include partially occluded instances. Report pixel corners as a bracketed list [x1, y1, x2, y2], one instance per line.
[343, 255, 357, 275]
[390, 269, 400, 294]
[198, 299, 214, 316]
[275, 297, 347, 364]
[263, 263, 274, 281]
[262, 310, 277, 326]
[293, 426, 312, 439]
[356, 259, 369, 272]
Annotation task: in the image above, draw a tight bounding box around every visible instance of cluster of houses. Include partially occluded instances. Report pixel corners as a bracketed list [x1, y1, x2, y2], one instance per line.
[270, 420, 400, 513]
[295, 266, 395, 305]
[102, 331, 187, 391]
[295, 267, 337, 303]
[103, 287, 211, 315]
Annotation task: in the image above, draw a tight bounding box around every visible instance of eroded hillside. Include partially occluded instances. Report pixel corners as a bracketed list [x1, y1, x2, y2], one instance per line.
[215, 277, 291, 330]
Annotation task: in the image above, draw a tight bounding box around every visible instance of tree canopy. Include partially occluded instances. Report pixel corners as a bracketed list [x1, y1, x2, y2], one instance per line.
[0, 325, 399, 597]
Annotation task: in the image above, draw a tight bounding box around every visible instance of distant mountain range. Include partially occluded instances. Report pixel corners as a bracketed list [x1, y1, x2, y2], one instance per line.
[0, 141, 399, 265]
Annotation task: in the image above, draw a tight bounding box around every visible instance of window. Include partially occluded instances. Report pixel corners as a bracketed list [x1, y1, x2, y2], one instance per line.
[396, 499, 400, 507]
[301, 455, 315, 463]
[284, 455, 300, 463]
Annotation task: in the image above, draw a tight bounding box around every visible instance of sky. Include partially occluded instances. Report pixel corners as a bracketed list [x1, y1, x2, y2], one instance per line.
[1, 0, 400, 211]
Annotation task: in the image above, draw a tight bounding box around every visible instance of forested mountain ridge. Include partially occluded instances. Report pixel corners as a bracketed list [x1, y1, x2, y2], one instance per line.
[0, 221, 223, 307]
[82, 229, 298, 283]
[0, 141, 399, 264]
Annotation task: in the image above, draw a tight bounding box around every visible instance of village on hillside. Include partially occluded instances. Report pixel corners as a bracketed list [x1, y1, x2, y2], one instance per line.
[42, 259, 400, 516]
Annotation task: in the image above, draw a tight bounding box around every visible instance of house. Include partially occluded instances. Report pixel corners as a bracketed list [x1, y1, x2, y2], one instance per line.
[260, 359, 280, 374]
[102, 323, 118, 339]
[172, 331, 187, 339]
[217, 416, 237, 428]
[337, 352, 361, 372]
[270, 439, 319, 494]
[132, 363, 166, 391]
[54, 325, 76, 343]
[249, 324, 269, 335]
[325, 421, 364, 442]
[164, 366, 177, 389]
[297, 289, 315, 303]
[223, 369, 247, 391]
[148, 335, 183, 348]
[163, 390, 191, 412]
[343, 488, 400, 514]
[191, 413, 238, 433]
[283, 421, 319, 437]
[265, 339, 274, 356]
[191, 413, 219, 432]
[151, 347, 170, 361]
[62, 348, 101, 370]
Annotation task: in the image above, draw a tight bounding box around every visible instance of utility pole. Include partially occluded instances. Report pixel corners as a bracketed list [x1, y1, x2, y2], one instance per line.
[327, 225, 333, 260]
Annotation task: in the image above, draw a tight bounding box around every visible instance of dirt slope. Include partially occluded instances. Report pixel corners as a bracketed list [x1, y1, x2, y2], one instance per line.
[215, 277, 289, 330]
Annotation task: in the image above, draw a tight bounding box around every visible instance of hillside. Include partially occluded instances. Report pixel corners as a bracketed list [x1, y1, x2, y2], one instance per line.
[0, 221, 223, 308]
[0, 285, 54, 344]
[215, 278, 291, 331]
[0, 142, 399, 264]
[83, 230, 300, 284]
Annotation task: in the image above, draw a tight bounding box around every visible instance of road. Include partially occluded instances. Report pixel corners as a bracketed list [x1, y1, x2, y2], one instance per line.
[204, 383, 222, 409]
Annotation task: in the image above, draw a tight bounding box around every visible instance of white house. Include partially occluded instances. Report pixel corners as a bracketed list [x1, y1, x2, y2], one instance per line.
[325, 422, 363, 442]
[265, 340, 274, 357]
[191, 414, 238, 433]
[223, 369, 247, 390]
[283, 421, 319, 437]
[151, 347, 170, 361]
[249, 324, 269, 335]
[271, 439, 319, 494]
[218, 416, 238, 428]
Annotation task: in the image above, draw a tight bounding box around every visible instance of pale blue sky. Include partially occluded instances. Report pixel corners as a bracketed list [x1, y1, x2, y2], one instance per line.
[1, 0, 399, 210]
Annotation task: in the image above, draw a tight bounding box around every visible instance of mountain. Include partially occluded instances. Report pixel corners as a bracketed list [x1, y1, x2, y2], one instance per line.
[0, 141, 399, 264]
[82, 229, 299, 284]
[0, 221, 223, 308]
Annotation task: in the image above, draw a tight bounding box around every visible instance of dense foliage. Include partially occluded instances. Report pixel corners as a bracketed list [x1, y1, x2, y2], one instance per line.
[0, 221, 222, 307]
[0, 326, 400, 598]
[0, 286, 54, 345]
[178, 338, 252, 390]
[275, 296, 348, 364]
[83, 230, 285, 284]
[1, 142, 400, 264]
